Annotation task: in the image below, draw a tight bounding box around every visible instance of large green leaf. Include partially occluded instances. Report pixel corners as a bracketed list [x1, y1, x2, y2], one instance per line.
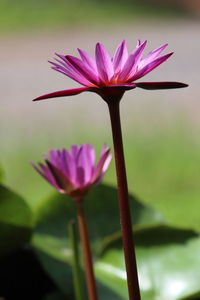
[32, 183, 200, 299]
[36, 247, 125, 300]
[0, 184, 33, 257]
[95, 225, 200, 300]
[32, 184, 162, 297]
[33, 184, 163, 254]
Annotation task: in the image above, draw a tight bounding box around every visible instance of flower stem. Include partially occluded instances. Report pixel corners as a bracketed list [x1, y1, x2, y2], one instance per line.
[76, 199, 98, 300]
[107, 100, 141, 300]
[68, 219, 85, 300]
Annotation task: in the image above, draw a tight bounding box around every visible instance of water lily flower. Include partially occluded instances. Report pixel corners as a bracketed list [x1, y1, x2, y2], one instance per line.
[32, 144, 111, 300]
[33, 40, 188, 103]
[32, 144, 111, 200]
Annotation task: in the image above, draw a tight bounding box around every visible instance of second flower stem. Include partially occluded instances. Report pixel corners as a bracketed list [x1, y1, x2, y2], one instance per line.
[107, 101, 141, 300]
[68, 219, 84, 300]
[76, 199, 98, 300]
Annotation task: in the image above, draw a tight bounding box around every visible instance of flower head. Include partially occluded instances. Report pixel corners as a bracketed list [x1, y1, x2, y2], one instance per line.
[32, 144, 111, 200]
[33, 40, 188, 103]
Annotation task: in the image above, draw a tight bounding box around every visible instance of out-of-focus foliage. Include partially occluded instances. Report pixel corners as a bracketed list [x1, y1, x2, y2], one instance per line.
[96, 226, 200, 300]
[32, 184, 164, 298]
[0, 0, 189, 33]
[124, 133, 200, 234]
[1, 182, 200, 299]
[0, 184, 33, 258]
[31, 184, 200, 300]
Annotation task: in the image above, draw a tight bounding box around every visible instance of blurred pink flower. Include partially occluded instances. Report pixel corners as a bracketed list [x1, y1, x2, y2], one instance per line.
[33, 40, 187, 103]
[32, 144, 111, 199]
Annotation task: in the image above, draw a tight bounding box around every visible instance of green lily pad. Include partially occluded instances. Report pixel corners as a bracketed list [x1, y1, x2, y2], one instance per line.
[35, 246, 125, 300]
[32, 182, 200, 299]
[95, 225, 200, 300]
[32, 184, 162, 297]
[33, 184, 163, 253]
[0, 184, 33, 257]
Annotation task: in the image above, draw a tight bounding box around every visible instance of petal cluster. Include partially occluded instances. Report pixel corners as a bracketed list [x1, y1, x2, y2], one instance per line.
[33, 40, 188, 102]
[32, 144, 111, 200]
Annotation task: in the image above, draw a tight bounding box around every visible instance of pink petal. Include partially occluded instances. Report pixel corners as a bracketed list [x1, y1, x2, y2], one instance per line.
[31, 162, 62, 192]
[48, 149, 68, 178]
[73, 145, 95, 186]
[69, 146, 83, 185]
[45, 160, 74, 193]
[81, 145, 95, 184]
[65, 55, 100, 85]
[52, 54, 93, 86]
[113, 40, 128, 73]
[51, 59, 88, 86]
[118, 41, 147, 81]
[78, 48, 98, 73]
[135, 81, 188, 90]
[31, 162, 47, 179]
[92, 145, 111, 183]
[85, 144, 96, 180]
[60, 149, 71, 178]
[33, 87, 91, 101]
[130, 52, 173, 82]
[70, 145, 81, 159]
[139, 43, 168, 69]
[48, 149, 72, 183]
[51, 65, 92, 86]
[95, 43, 114, 83]
[82, 144, 95, 175]
[75, 147, 86, 187]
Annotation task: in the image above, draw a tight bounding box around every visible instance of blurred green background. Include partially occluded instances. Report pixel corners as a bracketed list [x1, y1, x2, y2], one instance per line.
[0, 0, 196, 32]
[0, 0, 199, 222]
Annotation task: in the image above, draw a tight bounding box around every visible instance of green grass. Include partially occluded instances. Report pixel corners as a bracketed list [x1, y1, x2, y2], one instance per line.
[0, 0, 187, 33]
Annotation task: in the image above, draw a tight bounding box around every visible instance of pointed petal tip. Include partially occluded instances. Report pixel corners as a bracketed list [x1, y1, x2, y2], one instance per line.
[168, 52, 174, 57]
[32, 96, 42, 101]
[77, 48, 82, 55]
[135, 81, 188, 90]
[137, 39, 141, 46]
[176, 82, 188, 88]
[32, 87, 91, 102]
[30, 160, 36, 168]
[140, 40, 147, 47]
[95, 42, 101, 49]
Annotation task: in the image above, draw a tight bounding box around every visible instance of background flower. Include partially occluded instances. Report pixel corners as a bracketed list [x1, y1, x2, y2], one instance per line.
[32, 144, 111, 199]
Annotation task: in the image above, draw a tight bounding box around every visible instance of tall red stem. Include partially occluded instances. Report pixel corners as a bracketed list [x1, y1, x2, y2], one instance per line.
[76, 199, 98, 300]
[107, 100, 141, 300]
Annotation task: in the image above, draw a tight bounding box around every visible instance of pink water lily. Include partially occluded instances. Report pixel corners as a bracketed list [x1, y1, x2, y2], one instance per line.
[33, 40, 187, 103]
[32, 144, 111, 199]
